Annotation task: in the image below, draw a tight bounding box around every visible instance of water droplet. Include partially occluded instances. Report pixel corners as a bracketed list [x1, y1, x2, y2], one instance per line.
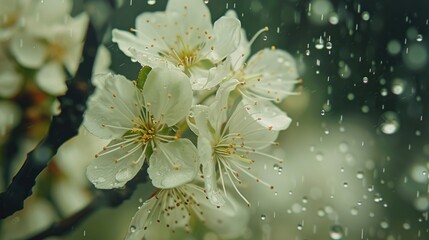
[94, 177, 106, 184]
[262, 35, 268, 41]
[361, 11, 370, 21]
[277, 166, 283, 175]
[130, 225, 137, 233]
[297, 224, 303, 230]
[350, 207, 359, 215]
[329, 225, 344, 239]
[260, 214, 267, 220]
[329, 14, 339, 25]
[321, 109, 326, 116]
[338, 61, 351, 79]
[315, 38, 324, 49]
[380, 88, 388, 96]
[343, 182, 349, 188]
[147, 0, 156, 5]
[380, 111, 400, 135]
[374, 194, 383, 203]
[315, 152, 324, 161]
[338, 142, 349, 152]
[362, 76, 369, 83]
[403, 222, 411, 230]
[305, 49, 311, 56]
[416, 34, 423, 42]
[380, 220, 389, 229]
[326, 42, 333, 49]
[116, 168, 133, 182]
[387, 40, 401, 55]
[356, 171, 364, 179]
[273, 164, 280, 171]
[204, 0, 209, 4]
[391, 78, 406, 95]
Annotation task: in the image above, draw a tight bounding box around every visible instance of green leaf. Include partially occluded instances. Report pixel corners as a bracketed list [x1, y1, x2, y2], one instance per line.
[136, 66, 152, 89]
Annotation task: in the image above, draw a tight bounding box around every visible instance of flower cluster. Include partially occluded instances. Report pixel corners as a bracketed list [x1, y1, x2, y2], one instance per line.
[0, 0, 91, 139]
[83, 0, 299, 238]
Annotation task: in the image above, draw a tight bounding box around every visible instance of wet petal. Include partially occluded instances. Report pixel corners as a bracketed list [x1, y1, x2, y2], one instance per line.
[199, 137, 225, 206]
[143, 68, 192, 126]
[148, 139, 198, 189]
[209, 79, 239, 130]
[112, 29, 147, 59]
[244, 48, 299, 101]
[84, 73, 142, 139]
[211, 16, 241, 61]
[241, 97, 292, 131]
[226, 10, 250, 69]
[86, 139, 145, 189]
[228, 101, 279, 149]
[166, 0, 212, 32]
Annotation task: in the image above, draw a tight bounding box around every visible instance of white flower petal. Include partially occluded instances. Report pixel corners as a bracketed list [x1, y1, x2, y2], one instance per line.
[226, 10, 251, 70]
[143, 68, 192, 126]
[62, 13, 89, 73]
[128, 47, 176, 69]
[134, 12, 173, 52]
[86, 139, 145, 189]
[92, 46, 111, 78]
[241, 98, 292, 131]
[166, 0, 212, 33]
[198, 137, 225, 206]
[83, 73, 141, 139]
[148, 139, 198, 189]
[187, 104, 210, 138]
[112, 29, 147, 60]
[35, 62, 67, 95]
[0, 68, 22, 98]
[125, 197, 157, 240]
[210, 16, 241, 61]
[126, 190, 191, 240]
[244, 48, 299, 101]
[191, 57, 230, 90]
[209, 79, 239, 130]
[229, 101, 279, 149]
[10, 33, 47, 68]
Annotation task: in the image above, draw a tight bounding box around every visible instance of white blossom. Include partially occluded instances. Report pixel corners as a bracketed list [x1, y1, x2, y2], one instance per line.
[0, 0, 30, 41]
[112, 0, 241, 90]
[9, 2, 88, 95]
[215, 11, 300, 130]
[83, 68, 196, 189]
[189, 101, 282, 206]
[125, 183, 248, 240]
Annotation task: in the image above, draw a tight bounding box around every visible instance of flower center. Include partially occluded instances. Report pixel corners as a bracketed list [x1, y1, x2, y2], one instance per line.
[48, 42, 66, 61]
[130, 122, 157, 144]
[0, 12, 18, 28]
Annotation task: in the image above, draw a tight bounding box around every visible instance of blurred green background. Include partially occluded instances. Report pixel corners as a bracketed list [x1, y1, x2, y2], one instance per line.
[2, 0, 429, 239]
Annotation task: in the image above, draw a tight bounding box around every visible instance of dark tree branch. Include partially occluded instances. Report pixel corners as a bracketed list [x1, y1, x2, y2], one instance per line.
[0, 0, 112, 219]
